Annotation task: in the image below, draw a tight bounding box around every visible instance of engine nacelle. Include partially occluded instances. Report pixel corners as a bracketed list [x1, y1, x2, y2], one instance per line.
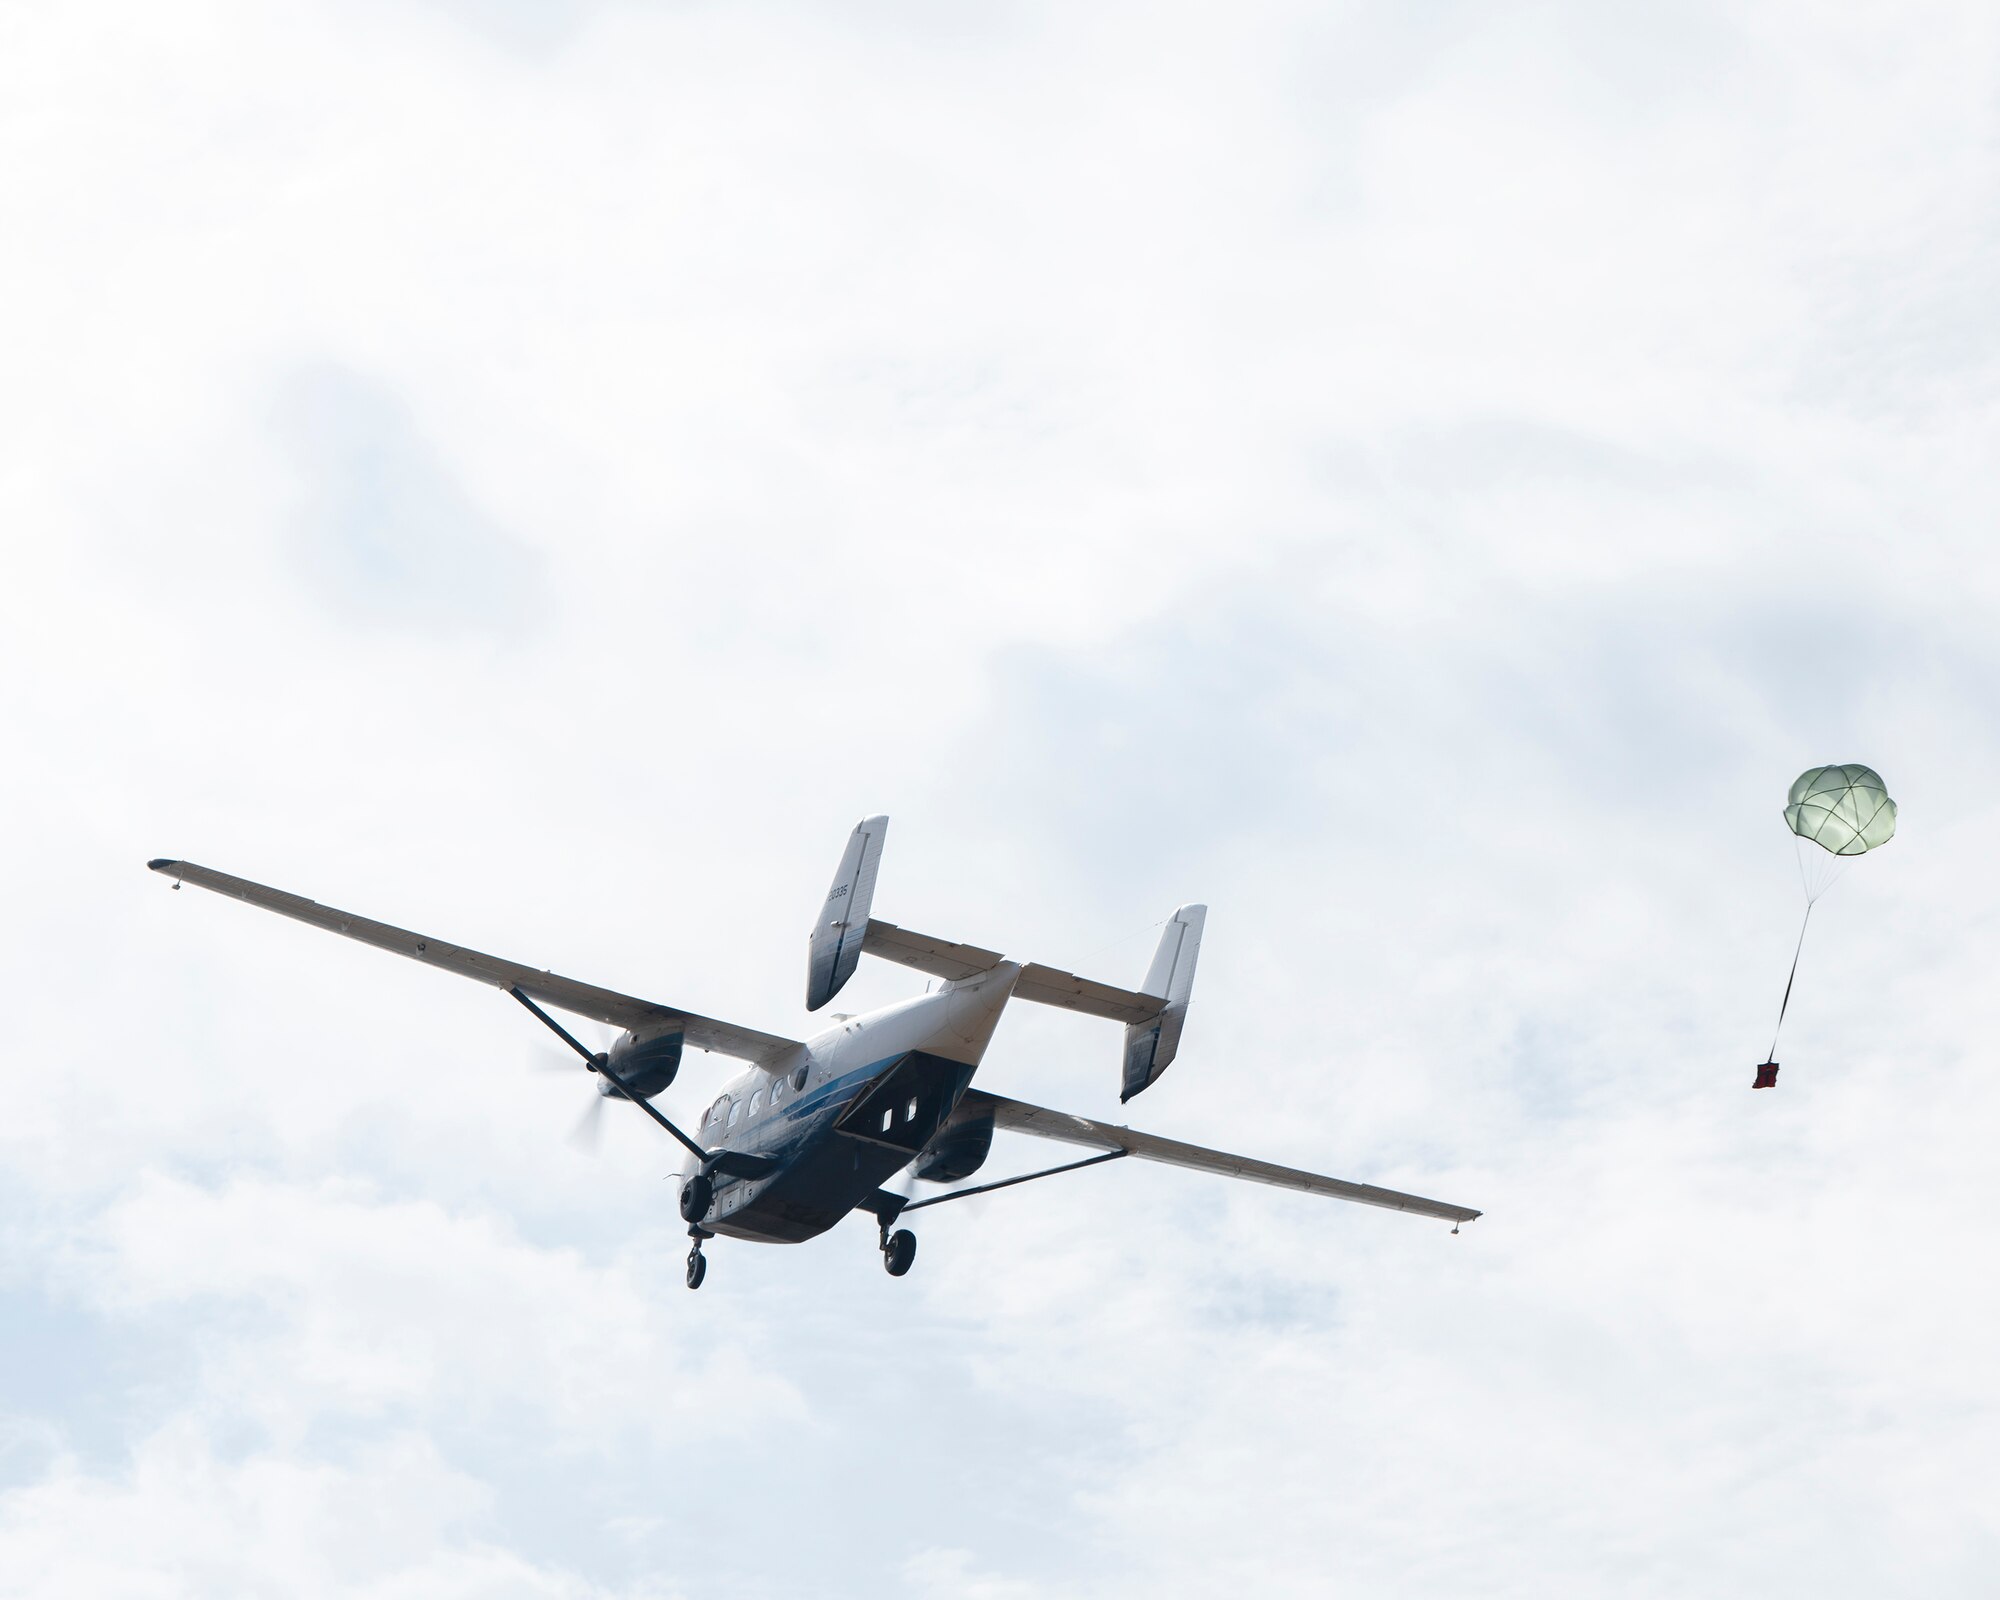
[600, 1023, 683, 1100]
[910, 1106, 994, 1184]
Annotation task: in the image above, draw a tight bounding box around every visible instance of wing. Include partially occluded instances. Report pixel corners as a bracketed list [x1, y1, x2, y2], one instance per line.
[148, 859, 803, 1068]
[959, 1089, 1480, 1224]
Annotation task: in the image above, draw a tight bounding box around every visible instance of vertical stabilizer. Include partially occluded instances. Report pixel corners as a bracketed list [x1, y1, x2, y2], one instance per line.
[1121, 904, 1205, 1102]
[807, 815, 888, 1010]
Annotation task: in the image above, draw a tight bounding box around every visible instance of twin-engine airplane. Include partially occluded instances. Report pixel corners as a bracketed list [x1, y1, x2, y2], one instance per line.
[149, 817, 1479, 1288]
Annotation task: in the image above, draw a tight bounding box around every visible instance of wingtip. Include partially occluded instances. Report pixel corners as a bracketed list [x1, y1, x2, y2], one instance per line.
[147, 858, 176, 872]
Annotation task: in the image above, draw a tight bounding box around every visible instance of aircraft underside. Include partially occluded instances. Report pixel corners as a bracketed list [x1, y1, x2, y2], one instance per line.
[700, 1050, 978, 1245]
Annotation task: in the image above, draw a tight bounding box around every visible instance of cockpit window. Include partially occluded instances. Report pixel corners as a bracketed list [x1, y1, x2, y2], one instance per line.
[727, 1100, 743, 1128]
[749, 1090, 764, 1116]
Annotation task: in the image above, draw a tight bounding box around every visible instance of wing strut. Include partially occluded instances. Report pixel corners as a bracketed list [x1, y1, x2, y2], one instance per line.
[859, 1149, 1129, 1227]
[508, 986, 710, 1164]
[960, 1089, 1481, 1226]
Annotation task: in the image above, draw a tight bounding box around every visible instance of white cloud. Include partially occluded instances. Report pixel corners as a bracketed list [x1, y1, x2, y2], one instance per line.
[0, 1424, 681, 1599]
[4, 0, 2000, 1594]
[57, 1173, 803, 1447]
[902, 1546, 1045, 1600]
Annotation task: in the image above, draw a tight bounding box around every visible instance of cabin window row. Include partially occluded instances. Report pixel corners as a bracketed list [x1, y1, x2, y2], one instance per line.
[707, 1072, 807, 1132]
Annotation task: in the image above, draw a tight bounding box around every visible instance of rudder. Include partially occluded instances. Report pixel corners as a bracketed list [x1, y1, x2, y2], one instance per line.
[808, 815, 888, 1010]
[1121, 904, 1205, 1102]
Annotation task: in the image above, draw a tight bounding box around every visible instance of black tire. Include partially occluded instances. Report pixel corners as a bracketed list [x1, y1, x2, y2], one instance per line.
[685, 1250, 707, 1290]
[679, 1173, 713, 1224]
[883, 1229, 916, 1277]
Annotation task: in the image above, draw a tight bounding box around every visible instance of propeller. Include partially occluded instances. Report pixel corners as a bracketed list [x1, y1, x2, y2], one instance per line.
[568, 1089, 609, 1154]
[507, 987, 711, 1165]
[531, 1022, 616, 1155]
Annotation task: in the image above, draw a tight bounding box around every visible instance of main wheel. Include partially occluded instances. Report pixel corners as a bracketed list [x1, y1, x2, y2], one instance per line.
[883, 1229, 916, 1277]
[679, 1173, 714, 1224]
[685, 1248, 707, 1290]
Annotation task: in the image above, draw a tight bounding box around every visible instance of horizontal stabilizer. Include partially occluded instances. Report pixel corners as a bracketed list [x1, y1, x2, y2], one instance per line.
[960, 1088, 1480, 1225]
[859, 919, 1001, 983]
[148, 859, 803, 1068]
[862, 919, 1162, 1026]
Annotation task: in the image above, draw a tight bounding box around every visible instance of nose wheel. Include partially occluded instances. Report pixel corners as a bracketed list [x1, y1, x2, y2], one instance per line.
[881, 1227, 916, 1277]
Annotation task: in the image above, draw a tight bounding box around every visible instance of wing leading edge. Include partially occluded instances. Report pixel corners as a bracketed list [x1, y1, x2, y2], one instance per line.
[959, 1089, 1480, 1225]
[147, 859, 802, 1067]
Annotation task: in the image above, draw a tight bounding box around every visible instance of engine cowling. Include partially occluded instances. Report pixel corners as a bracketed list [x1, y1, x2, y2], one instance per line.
[910, 1106, 994, 1184]
[602, 1024, 683, 1100]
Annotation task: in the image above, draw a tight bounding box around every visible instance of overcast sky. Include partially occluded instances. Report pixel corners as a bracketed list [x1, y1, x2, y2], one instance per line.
[5, 1, 2000, 1595]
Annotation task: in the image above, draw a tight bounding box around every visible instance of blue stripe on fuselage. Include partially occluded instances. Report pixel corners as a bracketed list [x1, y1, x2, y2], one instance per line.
[700, 1052, 902, 1170]
[700, 1050, 973, 1243]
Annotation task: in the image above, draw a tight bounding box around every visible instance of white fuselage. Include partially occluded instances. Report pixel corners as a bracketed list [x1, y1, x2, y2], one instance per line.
[676, 962, 1021, 1243]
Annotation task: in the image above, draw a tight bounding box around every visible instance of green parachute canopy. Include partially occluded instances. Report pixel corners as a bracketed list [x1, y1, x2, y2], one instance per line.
[1784, 763, 1897, 857]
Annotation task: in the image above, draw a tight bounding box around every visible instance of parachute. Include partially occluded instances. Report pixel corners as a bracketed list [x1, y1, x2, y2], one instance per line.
[1756, 763, 1897, 1088]
[1786, 764, 1897, 882]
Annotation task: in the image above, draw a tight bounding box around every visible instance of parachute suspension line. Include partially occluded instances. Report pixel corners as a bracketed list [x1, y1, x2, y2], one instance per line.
[1766, 900, 1815, 1063]
[1794, 835, 1850, 904]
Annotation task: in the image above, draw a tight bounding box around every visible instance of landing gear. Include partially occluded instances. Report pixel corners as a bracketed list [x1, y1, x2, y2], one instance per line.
[686, 1229, 709, 1290]
[679, 1172, 713, 1224]
[882, 1228, 916, 1277]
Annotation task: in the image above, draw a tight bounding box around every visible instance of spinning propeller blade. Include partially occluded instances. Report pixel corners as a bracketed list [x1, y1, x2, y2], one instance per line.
[568, 1093, 608, 1154]
[507, 987, 711, 1163]
[530, 1022, 616, 1156]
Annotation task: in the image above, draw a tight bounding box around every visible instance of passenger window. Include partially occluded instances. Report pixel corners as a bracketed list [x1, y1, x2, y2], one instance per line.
[880, 1108, 893, 1133]
[727, 1101, 742, 1128]
[905, 1096, 918, 1123]
[793, 1065, 809, 1092]
[750, 1090, 764, 1115]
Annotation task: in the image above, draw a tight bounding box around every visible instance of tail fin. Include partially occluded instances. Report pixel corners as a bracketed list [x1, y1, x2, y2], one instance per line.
[1121, 905, 1205, 1102]
[807, 820, 1203, 1098]
[807, 815, 888, 1010]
